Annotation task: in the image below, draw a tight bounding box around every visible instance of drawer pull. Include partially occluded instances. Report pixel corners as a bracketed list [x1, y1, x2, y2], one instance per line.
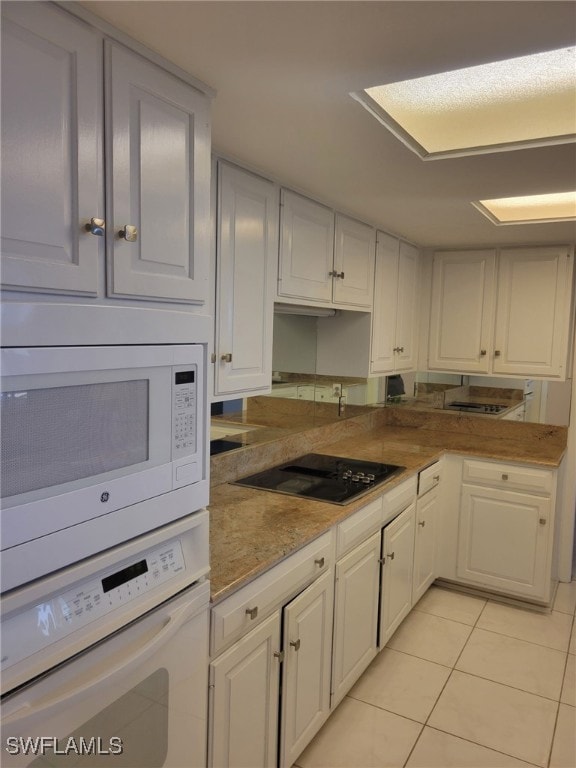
[314, 557, 325, 568]
[433, 475, 440, 482]
[387, 552, 395, 560]
[501, 473, 509, 481]
[245, 606, 258, 620]
[418, 520, 426, 528]
[539, 518, 547, 526]
[290, 639, 301, 651]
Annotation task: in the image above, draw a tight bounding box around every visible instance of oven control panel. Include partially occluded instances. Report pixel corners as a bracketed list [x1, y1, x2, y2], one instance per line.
[1, 539, 185, 672]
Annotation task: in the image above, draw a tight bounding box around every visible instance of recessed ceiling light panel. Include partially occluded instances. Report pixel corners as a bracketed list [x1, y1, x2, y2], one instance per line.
[352, 47, 576, 159]
[473, 191, 576, 225]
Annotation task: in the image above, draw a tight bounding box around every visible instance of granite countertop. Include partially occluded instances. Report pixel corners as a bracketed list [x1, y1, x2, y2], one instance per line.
[208, 420, 566, 604]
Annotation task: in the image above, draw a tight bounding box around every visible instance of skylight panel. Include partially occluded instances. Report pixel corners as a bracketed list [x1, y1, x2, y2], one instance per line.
[473, 191, 576, 224]
[352, 48, 576, 159]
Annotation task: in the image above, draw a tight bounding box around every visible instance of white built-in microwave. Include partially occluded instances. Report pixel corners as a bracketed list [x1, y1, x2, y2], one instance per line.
[0, 344, 208, 591]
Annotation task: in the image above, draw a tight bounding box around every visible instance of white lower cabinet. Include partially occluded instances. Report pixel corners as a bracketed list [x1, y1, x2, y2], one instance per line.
[280, 570, 334, 768]
[209, 613, 281, 768]
[453, 458, 556, 602]
[458, 484, 552, 600]
[412, 465, 441, 605]
[379, 502, 416, 646]
[331, 532, 381, 707]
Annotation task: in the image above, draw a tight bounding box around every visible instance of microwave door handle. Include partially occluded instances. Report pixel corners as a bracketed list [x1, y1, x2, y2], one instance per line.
[2, 596, 199, 727]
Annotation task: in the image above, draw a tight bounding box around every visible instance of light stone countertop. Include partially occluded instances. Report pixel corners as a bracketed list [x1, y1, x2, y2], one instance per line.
[208, 416, 567, 604]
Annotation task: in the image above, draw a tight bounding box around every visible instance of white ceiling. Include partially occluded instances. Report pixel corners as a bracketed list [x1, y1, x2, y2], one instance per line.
[80, 0, 576, 249]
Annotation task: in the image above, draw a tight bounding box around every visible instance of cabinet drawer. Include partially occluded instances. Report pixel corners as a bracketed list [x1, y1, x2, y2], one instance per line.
[418, 462, 442, 497]
[462, 460, 553, 495]
[336, 496, 383, 558]
[382, 476, 417, 525]
[211, 531, 333, 655]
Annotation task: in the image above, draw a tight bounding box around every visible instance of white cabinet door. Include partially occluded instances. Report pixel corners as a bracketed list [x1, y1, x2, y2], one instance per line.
[371, 232, 399, 373]
[280, 570, 334, 768]
[106, 42, 210, 304]
[428, 250, 496, 373]
[458, 485, 552, 599]
[278, 190, 334, 303]
[412, 487, 438, 604]
[209, 612, 281, 768]
[215, 163, 278, 396]
[494, 246, 573, 378]
[331, 532, 380, 708]
[1, 2, 101, 296]
[333, 214, 375, 308]
[371, 235, 419, 374]
[379, 503, 416, 646]
[395, 241, 420, 371]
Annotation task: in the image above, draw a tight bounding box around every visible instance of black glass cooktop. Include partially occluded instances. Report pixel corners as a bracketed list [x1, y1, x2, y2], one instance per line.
[232, 453, 404, 505]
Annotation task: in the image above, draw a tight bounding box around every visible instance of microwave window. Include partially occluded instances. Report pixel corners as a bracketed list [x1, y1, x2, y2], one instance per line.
[1, 380, 149, 498]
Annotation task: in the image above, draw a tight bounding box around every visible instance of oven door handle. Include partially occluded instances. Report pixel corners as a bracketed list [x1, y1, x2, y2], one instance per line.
[2, 594, 201, 726]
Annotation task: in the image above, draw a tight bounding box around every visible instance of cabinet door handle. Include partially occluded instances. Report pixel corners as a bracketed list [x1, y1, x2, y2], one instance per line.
[433, 475, 440, 482]
[290, 639, 301, 651]
[539, 518, 547, 526]
[220, 353, 232, 363]
[245, 606, 258, 620]
[418, 520, 426, 528]
[314, 557, 325, 568]
[85, 217, 105, 236]
[273, 650, 284, 661]
[328, 270, 337, 277]
[337, 271, 345, 279]
[480, 349, 487, 356]
[501, 473, 509, 481]
[494, 350, 501, 357]
[387, 552, 395, 560]
[118, 224, 138, 242]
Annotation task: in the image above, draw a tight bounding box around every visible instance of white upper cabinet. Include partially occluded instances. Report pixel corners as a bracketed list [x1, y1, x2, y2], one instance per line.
[493, 247, 574, 377]
[1, 2, 101, 296]
[371, 233, 420, 374]
[278, 190, 375, 309]
[214, 162, 279, 397]
[428, 249, 496, 373]
[428, 246, 574, 378]
[1, 3, 211, 306]
[278, 190, 334, 304]
[106, 43, 210, 304]
[332, 214, 376, 308]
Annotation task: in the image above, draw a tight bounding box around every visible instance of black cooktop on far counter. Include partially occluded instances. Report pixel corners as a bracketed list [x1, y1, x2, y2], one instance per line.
[232, 453, 405, 505]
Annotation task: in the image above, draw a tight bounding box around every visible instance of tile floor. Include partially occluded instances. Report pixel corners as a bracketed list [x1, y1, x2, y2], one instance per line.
[294, 582, 576, 768]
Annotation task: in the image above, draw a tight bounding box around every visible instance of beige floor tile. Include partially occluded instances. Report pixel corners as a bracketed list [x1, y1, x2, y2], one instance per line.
[349, 648, 451, 723]
[428, 671, 558, 767]
[477, 602, 573, 651]
[413, 586, 486, 626]
[406, 726, 537, 767]
[387, 611, 472, 667]
[549, 704, 576, 768]
[456, 627, 566, 700]
[295, 696, 421, 768]
[560, 653, 575, 707]
[553, 581, 576, 615]
[569, 623, 576, 655]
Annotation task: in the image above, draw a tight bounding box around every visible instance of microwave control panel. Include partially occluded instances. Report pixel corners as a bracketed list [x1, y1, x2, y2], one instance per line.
[172, 367, 197, 455]
[1, 538, 186, 672]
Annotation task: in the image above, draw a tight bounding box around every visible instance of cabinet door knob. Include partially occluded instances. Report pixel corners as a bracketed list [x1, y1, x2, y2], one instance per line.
[418, 520, 426, 527]
[480, 349, 487, 356]
[314, 557, 325, 568]
[539, 518, 547, 526]
[290, 639, 301, 651]
[433, 475, 440, 482]
[118, 224, 138, 242]
[501, 473, 509, 481]
[398, 346, 404, 353]
[328, 270, 337, 277]
[387, 552, 395, 560]
[220, 353, 232, 363]
[85, 217, 105, 236]
[494, 350, 501, 357]
[338, 271, 345, 279]
[245, 606, 258, 620]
